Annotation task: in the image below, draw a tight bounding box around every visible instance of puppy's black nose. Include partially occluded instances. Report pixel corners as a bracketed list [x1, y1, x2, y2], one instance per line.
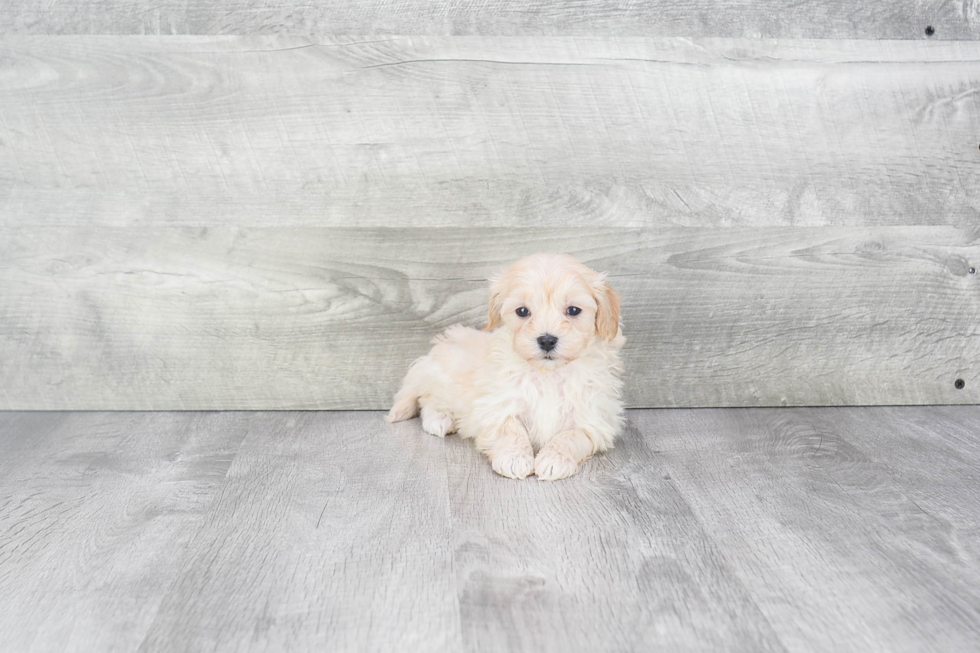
[537, 334, 558, 352]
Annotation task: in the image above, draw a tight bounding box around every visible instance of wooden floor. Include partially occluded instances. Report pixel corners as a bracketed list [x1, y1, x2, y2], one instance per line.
[1, 407, 979, 652]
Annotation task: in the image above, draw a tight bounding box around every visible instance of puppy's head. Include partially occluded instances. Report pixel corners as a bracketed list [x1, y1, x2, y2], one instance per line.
[484, 253, 621, 370]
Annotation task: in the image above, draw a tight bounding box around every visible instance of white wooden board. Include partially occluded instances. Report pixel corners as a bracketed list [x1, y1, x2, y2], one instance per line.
[2, 226, 977, 409]
[2, 36, 978, 409]
[0, 37, 978, 228]
[1, 1, 978, 39]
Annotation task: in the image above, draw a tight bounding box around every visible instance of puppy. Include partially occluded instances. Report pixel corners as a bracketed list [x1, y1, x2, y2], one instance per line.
[387, 253, 625, 480]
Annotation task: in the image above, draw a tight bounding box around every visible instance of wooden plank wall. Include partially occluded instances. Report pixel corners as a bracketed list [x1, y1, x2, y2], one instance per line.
[1, 5, 979, 409]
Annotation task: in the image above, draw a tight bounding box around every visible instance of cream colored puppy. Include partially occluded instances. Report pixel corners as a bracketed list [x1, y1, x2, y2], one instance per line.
[387, 253, 625, 480]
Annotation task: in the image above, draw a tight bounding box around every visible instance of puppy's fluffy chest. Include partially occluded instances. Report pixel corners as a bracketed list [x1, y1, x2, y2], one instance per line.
[471, 331, 623, 451]
[515, 365, 576, 450]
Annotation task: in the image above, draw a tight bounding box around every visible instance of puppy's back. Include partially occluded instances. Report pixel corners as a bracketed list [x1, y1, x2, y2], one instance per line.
[428, 324, 490, 382]
[387, 324, 489, 423]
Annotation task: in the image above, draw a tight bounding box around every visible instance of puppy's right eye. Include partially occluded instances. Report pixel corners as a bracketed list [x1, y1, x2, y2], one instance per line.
[516, 307, 530, 318]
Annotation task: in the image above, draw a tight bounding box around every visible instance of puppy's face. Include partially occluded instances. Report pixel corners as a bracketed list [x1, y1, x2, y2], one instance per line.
[485, 254, 621, 370]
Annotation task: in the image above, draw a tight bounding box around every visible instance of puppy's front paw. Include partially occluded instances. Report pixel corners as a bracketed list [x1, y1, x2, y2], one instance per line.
[534, 449, 579, 481]
[490, 450, 535, 480]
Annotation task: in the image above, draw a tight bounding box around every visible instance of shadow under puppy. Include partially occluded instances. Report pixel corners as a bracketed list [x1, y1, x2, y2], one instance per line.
[388, 253, 625, 480]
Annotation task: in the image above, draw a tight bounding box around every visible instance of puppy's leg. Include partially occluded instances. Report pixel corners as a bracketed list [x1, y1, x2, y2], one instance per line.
[387, 386, 419, 423]
[420, 404, 456, 437]
[534, 429, 597, 481]
[387, 355, 436, 423]
[481, 417, 535, 480]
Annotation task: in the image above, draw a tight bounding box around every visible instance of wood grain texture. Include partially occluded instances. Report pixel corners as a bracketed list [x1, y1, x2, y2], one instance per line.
[1, 0, 979, 38]
[635, 408, 980, 652]
[443, 424, 785, 652]
[2, 408, 980, 651]
[801, 406, 980, 566]
[137, 411, 461, 653]
[2, 35, 979, 410]
[1, 37, 979, 228]
[0, 411, 249, 652]
[2, 226, 978, 410]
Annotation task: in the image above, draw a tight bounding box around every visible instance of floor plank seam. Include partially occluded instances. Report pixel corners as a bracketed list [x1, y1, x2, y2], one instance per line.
[654, 450, 790, 652]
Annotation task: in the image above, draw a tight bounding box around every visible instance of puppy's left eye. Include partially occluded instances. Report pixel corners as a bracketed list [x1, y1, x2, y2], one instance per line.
[566, 306, 582, 316]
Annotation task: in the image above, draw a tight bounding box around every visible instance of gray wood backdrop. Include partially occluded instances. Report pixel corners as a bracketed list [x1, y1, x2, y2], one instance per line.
[1, 6, 979, 409]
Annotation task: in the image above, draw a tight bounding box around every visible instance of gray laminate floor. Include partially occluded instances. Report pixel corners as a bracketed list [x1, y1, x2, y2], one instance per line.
[1, 408, 978, 652]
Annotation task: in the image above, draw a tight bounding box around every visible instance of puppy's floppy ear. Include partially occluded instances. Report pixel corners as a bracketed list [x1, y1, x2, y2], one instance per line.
[484, 276, 504, 331]
[591, 273, 621, 341]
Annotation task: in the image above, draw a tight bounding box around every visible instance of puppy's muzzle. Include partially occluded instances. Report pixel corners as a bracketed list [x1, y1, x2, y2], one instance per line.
[537, 333, 559, 352]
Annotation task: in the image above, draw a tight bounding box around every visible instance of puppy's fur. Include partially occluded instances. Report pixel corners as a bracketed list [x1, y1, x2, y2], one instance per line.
[387, 253, 625, 480]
